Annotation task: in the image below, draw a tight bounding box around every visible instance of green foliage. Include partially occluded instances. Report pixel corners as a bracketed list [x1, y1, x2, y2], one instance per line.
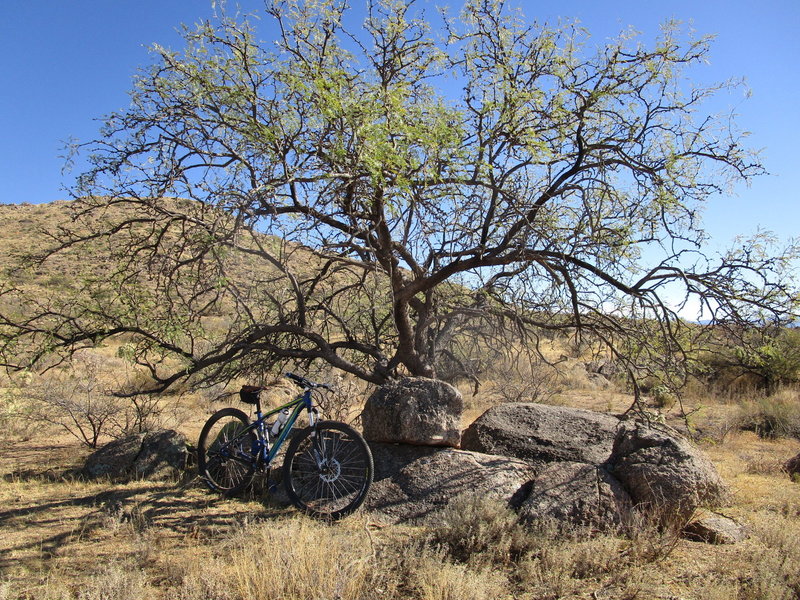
[699, 327, 800, 393]
[651, 384, 678, 409]
[734, 329, 800, 390]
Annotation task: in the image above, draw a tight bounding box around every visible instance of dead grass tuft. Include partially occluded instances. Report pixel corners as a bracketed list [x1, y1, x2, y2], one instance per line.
[410, 549, 509, 600]
[166, 516, 379, 600]
[736, 388, 800, 440]
[76, 561, 149, 600]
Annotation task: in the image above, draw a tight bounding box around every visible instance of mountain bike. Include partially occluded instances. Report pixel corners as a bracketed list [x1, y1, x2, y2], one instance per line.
[197, 372, 373, 520]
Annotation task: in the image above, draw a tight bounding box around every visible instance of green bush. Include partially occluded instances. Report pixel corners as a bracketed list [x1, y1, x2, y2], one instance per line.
[734, 332, 800, 390]
[694, 327, 800, 395]
[651, 384, 678, 409]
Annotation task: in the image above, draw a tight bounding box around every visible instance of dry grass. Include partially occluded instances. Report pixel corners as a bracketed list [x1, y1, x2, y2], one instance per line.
[1, 416, 799, 599]
[736, 387, 800, 439]
[2, 334, 800, 599]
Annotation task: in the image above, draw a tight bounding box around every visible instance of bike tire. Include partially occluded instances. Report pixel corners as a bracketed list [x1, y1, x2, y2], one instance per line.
[283, 421, 373, 520]
[198, 407, 257, 496]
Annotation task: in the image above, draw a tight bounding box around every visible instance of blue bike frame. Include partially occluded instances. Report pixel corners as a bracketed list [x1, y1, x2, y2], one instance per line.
[220, 386, 319, 470]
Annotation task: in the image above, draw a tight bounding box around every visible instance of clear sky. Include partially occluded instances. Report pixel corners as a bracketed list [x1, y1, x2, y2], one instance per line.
[1, 0, 797, 258]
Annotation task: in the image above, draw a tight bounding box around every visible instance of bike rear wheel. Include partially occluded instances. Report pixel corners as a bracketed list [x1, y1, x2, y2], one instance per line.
[198, 408, 257, 496]
[283, 421, 373, 520]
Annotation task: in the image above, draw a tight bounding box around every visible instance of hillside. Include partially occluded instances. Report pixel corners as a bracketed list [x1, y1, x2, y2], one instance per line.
[0, 199, 305, 290]
[0, 198, 342, 390]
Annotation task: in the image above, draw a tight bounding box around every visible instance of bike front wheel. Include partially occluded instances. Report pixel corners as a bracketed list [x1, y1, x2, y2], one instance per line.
[283, 421, 373, 519]
[198, 408, 257, 496]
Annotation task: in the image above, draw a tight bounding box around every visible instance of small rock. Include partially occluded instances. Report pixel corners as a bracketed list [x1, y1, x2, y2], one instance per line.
[82, 434, 146, 480]
[584, 360, 621, 380]
[784, 452, 800, 479]
[133, 430, 189, 480]
[82, 429, 188, 481]
[683, 513, 748, 544]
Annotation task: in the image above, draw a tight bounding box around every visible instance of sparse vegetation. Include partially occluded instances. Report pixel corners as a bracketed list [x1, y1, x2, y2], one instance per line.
[737, 388, 800, 440]
[1, 209, 798, 597]
[14, 352, 176, 448]
[2, 375, 799, 600]
[1, 1, 799, 596]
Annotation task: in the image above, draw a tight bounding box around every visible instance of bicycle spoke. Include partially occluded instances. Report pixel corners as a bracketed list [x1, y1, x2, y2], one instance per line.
[198, 409, 256, 496]
[284, 422, 373, 517]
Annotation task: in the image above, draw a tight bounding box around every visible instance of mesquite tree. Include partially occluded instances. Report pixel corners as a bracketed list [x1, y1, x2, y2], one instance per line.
[1, 0, 797, 398]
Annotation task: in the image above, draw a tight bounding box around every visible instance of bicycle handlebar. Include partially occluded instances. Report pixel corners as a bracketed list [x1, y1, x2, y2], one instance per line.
[285, 372, 331, 390]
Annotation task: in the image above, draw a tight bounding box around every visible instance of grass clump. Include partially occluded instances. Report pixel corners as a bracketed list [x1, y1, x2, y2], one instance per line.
[77, 562, 148, 600]
[426, 494, 533, 566]
[409, 550, 508, 600]
[166, 516, 380, 600]
[425, 494, 633, 599]
[743, 513, 800, 598]
[737, 389, 800, 439]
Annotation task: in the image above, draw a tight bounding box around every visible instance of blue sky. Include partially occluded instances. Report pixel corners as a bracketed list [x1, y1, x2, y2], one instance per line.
[1, 0, 797, 258]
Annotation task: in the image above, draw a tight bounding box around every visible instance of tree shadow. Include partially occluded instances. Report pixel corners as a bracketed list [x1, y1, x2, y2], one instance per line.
[0, 472, 293, 575]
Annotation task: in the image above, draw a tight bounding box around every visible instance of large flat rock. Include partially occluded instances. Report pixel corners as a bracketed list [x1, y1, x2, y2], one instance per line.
[366, 443, 534, 523]
[461, 402, 620, 465]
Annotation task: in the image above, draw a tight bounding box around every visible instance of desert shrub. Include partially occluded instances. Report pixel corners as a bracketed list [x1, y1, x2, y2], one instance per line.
[304, 366, 374, 424]
[119, 392, 168, 434]
[698, 327, 800, 394]
[0, 385, 37, 442]
[622, 507, 685, 563]
[736, 513, 800, 599]
[515, 521, 629, 599]
[426, 494, 534, 566]
[650, 384, 678, 409]
[24, 369, 123, 448]
[737, 389, 800, 439]
[21, 353, 170, 447]
[486, 355, 559, 405]
[737, 329, 800, 390]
